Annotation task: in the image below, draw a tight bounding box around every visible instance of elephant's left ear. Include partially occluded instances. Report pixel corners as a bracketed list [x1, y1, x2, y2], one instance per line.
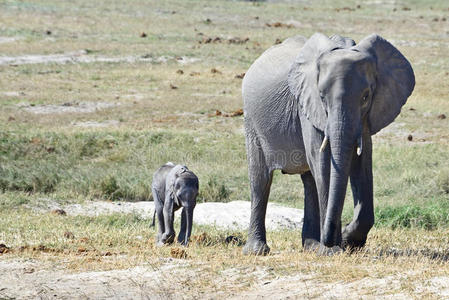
[355, 34, 415, 135]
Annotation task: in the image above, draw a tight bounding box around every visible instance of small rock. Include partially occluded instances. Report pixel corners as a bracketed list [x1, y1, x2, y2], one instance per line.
[79, 237, 90, 243]
[266, 22, 293, 28]
[8, 116, 15, 121]
[77, 247, 88, 253]
[229, 108, 243, 117]
[228, 37, 249, 44]
[274, 38, 282, 45]
[211, 68, 222, 74]
[189, 71, 200, 76]
[140, 32, 147, 38]
[64, 231, 75, 239]
[437, 114, 446, 119]
[409, 107, 415, 111]
[170, 83, 178, 89]
[176, 69, 184, 75]
[0, 243, 10, 254]
[23, 267, 35, 274]
[225, 235, 244, 246]
[51, 209, 67, 216]
[407, 134, 413, 141]
[204, 18, 212, 24]
[46, 30, 52, 35]
[34, 245, 48, 252]
[235, 73, 245, 79]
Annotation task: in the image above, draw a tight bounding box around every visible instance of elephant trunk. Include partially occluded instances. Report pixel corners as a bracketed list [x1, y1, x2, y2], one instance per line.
[184, 206, 194, 245]
[322, 118, 357, 247]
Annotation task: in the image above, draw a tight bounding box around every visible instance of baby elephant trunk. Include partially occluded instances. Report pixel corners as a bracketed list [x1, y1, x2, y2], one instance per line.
[183, 206, 194, 246]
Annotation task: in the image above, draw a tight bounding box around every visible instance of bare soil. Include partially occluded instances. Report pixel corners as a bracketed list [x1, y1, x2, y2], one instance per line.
[2, 258, 448, 299]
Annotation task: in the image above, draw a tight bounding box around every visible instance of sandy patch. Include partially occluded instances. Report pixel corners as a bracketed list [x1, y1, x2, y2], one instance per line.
[0, 258, 194, 300]
[234, 273, 412, 299]
[0, 50, 200, 66]
[21, 101, 118, 114]
[0, 91, 23, 97]
[36, 200, 303, 231]
[0, 37, 20, 44]
[373, 122, 435, 145]
[1, 258, 446, 299]
[72, 120, 120, 127]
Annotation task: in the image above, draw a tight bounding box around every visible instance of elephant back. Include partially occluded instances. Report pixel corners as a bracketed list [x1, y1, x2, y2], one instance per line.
[242, 36, 307, 114]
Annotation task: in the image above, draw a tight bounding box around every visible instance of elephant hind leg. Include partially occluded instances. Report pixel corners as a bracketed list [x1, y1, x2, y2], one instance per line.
[301, 171, 321, 249]
[243, 133, 273, 256]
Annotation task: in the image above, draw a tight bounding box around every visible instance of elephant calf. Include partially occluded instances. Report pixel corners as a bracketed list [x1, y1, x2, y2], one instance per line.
[152, 162, 199, 246]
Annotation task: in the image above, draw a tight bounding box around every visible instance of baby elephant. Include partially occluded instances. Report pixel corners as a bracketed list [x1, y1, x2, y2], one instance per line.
[152, 162, 199, 246]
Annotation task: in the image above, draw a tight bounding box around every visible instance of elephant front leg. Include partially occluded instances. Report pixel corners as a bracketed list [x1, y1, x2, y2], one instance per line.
[161, 194, 176, 245]
[342, 133, 374, 249]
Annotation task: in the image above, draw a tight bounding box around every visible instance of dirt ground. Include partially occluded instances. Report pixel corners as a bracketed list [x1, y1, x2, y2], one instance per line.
[2, 258, 449, 299]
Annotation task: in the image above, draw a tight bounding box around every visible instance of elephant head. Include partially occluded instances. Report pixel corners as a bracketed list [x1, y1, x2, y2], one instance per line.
[288, 33, 415, 246]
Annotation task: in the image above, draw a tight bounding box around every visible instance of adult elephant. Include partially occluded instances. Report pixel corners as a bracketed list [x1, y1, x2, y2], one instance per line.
[242, 33, 415, 255]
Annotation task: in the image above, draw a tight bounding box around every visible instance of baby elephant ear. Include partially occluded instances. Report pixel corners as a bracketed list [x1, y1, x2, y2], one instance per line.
[355, 34, 415, 135]
[288, 33, 339, 132]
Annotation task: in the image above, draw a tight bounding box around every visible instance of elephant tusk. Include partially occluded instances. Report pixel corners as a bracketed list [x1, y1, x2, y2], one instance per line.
[357, 135, 363, 156]
[319, 136, 328, 153]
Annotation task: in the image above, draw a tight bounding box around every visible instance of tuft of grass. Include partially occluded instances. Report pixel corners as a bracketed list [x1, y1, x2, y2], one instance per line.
[375, 203, 449, 230]
[198, 175, 230, 202]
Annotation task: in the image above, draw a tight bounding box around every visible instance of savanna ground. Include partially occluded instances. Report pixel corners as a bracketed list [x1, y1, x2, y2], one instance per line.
[0, 0, 448, 298]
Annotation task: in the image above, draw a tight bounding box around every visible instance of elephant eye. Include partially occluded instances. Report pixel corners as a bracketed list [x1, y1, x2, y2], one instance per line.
[362, 91, 370, 102]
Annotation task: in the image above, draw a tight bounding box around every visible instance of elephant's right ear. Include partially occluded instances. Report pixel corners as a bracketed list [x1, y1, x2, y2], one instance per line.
[288, 33, 339, 132]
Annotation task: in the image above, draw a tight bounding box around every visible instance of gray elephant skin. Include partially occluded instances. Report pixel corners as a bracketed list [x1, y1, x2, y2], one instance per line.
[242, 33, 415, 255]
[152, 162, 199, 246]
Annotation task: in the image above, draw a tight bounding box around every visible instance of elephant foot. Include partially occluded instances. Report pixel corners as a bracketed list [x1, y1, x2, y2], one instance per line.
[341, 227, 367, 251]
[177, 238, 189, 246]
[177, 234, 186, 245]
[304, 239, 343, 256]
[303, 239, 321, 252]
[243, 239, 270, 256]
[317, 244, 343, 256]
[161, 232, 175, 245]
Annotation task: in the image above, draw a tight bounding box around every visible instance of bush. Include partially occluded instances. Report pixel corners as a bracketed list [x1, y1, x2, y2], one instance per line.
[198, 176, 230, 202]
